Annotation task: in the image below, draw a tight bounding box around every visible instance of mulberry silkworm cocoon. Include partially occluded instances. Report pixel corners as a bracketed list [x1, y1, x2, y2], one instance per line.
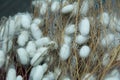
[101, 34, 115, 47]
[16, 75, 23, 80]
[31, 47, 48, 66]
[65, 24, 75, 35]
[32, 64, 48, 80]
[79, 45, 90, 58]
[33, 18, 44, 26]
[102, 53, 110, 66]
[79, 17, 90, 36]
[31, 23, 43, 40]
[6, 67, 16, 80]
[21, 13, 32, 29]
[75, 34, 88, 45]
[26, 41, 37, 58]
[59, 44, 70, 60]
[62, 76, 71, 80]
[9, 19, 16, 37]
[101, 12, 109, 26]
[35, 37, 51, 47]
[80, 0, 89, 16]
[51, 1, 60, 13]
[64, 35, 72, 45]
[42, 72, 55, 80]
[17, 31, 29, 46]
[17, 48, 30, 65]
[14, 13, 22, 29]
[40, 2, 48, 15]
[61, 4, 74, 14]
[0, 50, 5, 68]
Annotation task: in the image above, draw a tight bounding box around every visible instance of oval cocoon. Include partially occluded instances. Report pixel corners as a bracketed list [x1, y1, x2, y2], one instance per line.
[61, 4, 74, 14]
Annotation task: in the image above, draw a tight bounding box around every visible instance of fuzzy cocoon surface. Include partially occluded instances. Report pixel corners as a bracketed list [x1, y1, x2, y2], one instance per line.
[102, 53, 110, 66]
[51, 1, 60, 13]
[79, 17, 90, 36]
[79, 45, 90, 58]
[101, 12, 110, 26]
[17, 31, 29, 46]
[31, 23, 43, 40]
[6, 67, 16, 80]
[16, 75, 23, 80]
[59, 44, 70, 60]
[0, 50, 5, 68]
[75, 34, 88, 45]
[17, 48, 30, 65]
[61, 4, 74, 14]
[64, 35, 72, 45]
[26, 41, 37, 58]
[65, 24, 75, 35]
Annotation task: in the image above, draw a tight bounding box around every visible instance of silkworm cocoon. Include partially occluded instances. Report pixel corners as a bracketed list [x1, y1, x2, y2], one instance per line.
[14, 13, 22, 29]
[26, 41, 37, 58]
[104, 76, 120, 80]
[59, 44, 70, 60]
[79, 17, 90, 36]
[40, 2, 48, 15]
[79, 45, 90, 58]
[9, 19, 16, 37]
[75, 34, 88, 45]
[35, 37, 51, 47]
[101, 34, 115, 47]
[0, 50, 5, 68]
[64, 35, 72, 45]
[33, 18, 44, 26]
[21, 13, 32, 29]
[31, 47, 48, 66]
[65, 24, 75, 35]
[42, 72, 55, 80]
[16, 75, 23, 80]
[61, 4, 74, 14]
[82, 73, 96, 80]
[101, 12, 110, 26]
[102, 53, 110, 66]
[80, 0, 89, 16]
[17, 31, 29, 46]
[62, 76, 71, 80]
[32, 64, 48, 80]
[51, 1, 60, 13]
[17, 48, 30, 65]
[6, 67, 16, 80]
[31, 23, 43, 40]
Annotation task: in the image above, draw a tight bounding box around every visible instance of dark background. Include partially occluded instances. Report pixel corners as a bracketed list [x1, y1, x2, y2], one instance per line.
[0, 0, 32, 18]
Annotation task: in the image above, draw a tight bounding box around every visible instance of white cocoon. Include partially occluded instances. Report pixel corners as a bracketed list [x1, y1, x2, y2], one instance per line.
[31, 47, 48, 66]
[0, 50, 5, 68]
[65, 24, 75, 35]
[40, 2, 48, 15]
[101, 12, 109, 26]
[61, 4, 74, 14]
[79, 17, 90, 36]
[79, 45, 90, 58]
[59, 44, 70, 60]
[101, 34, 115, 47]
[80, 0, 89, 16]
[102, 53, 110, 66]
[33, 18, 44, 26]
[51, 1, 60, 12]
[75, 34, 88, 45]
[32, 64, 48, 80]
[6, 67, 16, 80]
[9, 19, 16, 37]
[17, 48, 30, 65]
[31, 23, 43, 40]
[16, 75, 23, 80]
[21, 13, 32, 29]
[42, 72, 55, 80]
[35, 37, 50, 47]
[17, 31, 29, 46]
[64, 35, 72, 45]
[26, 41, 37, 58]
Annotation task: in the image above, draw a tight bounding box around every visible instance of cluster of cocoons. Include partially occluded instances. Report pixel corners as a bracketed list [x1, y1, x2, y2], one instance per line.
[0, 0, 120, 80]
